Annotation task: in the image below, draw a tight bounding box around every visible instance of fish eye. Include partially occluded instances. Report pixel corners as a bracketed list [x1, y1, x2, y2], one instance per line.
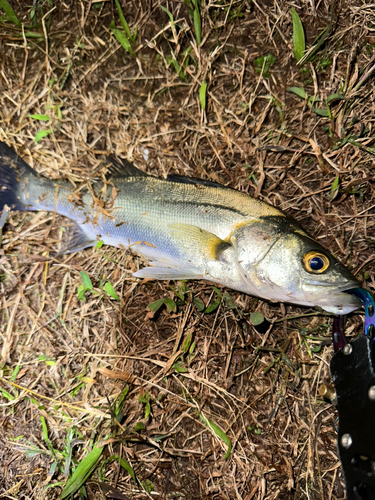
[303, 251, 330, 274]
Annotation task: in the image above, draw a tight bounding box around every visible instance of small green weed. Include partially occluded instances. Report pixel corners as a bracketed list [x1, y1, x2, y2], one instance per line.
[61, 444, 104, 499]
[11, 423, 102, 495]
[199, 412, 232, 459]
[38, 355, 57, 367]
[153, 6, 198, 82]
[316, 57, 332, 71]
[250, 312, 264, 326]
[77, 271, 120, 301]
[0, 0, 50, 38]
[147, 282, 191, 315]
[330, 176, 340, 200]
[28, 104, 62, 143]
[199, 80, 207, 110]
[247, 425, 262, 435]
[138, 391, 152, 419]
[297, 4, 335, 66]
[113, 385, 130, 422]
[193, 286, 222, 314]
[184, 0, 202, 45]
[148, 296, 177, 314]
[287, 86, 347, 118]
[172, 331, 197, 373]
[254, 54, 276, 78]
[142, 479, 155, 494]
[0, 386, 15, 401]
[0, 0, 20, 26]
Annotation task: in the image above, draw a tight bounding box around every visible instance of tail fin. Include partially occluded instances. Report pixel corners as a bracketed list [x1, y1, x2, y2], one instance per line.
[0, 141, 37, 211]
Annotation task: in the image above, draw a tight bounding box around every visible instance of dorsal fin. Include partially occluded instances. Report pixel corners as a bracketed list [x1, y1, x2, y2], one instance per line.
[166, 174, 227, 189]
[105, 154, 149, 178]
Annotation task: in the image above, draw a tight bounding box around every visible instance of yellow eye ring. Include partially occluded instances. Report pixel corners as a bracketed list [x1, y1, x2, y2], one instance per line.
[303, 251, 330, 274]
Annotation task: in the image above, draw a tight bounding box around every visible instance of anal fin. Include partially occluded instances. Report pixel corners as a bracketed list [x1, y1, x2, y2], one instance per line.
[58, 222, 96, 254]
[133, 266, 203, 280]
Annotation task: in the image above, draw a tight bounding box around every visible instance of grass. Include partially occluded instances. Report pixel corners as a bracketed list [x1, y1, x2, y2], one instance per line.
[110, 0, 137, 57]
[0, 0, 374, 499]
[291, 8, 305, 62]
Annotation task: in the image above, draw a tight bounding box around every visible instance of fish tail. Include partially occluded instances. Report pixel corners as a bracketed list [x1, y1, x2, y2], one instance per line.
[0, 141, 38, 211]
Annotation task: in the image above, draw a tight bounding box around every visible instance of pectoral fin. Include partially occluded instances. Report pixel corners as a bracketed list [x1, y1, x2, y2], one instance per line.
[134, 224, 231, 281]
[167, 223, 231, 260]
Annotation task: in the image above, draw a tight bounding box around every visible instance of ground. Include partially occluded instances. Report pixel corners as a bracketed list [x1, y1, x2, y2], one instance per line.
[0, 0, 374, 499]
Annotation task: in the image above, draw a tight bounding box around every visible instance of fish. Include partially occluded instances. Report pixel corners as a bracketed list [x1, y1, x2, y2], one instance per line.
[0, 140, 361, 314]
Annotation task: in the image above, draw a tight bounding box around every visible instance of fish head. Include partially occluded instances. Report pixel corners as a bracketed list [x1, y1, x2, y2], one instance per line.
[232, 217, 361, 314]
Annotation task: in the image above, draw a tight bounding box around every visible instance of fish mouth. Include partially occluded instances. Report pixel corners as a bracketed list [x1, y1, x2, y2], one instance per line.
[302, 280, 362, 314]
[302, 279, 359, 291]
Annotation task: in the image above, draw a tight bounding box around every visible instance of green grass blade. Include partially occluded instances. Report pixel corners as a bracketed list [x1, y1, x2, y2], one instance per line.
[61, 445, 104, 499]
[160, 5, 175, 26]
[110, 21, 135, 57]
[28, 114, 51, 121]
[330, 176, 339, 199]
[182, 332, 192, 353]
[193, 5, 201, 45]
[0, 0, 21, 26]
[40, 416, 56, 456]
[117, 456, 137, 483]
[199, 80, 207, 110]
[114, 386, 130, 416]
[199, 413, 232, 459]
[24, 31, 45, 39]
[114, 0, 132, 40]
[291, 8, 305, 61]
[10, 364, 21, 381]
[0, 387, 15, 401]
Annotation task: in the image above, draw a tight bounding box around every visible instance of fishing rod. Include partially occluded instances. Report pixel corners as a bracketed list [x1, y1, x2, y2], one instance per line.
[327, 288, 375, 499]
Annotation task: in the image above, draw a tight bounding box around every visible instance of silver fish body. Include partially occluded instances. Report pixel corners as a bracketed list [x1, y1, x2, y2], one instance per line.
[0, 141, 360, 314]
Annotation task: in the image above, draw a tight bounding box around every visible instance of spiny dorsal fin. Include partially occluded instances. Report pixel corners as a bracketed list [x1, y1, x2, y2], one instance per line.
[166, 174, 227, 189]
[106, 154, 149, 178]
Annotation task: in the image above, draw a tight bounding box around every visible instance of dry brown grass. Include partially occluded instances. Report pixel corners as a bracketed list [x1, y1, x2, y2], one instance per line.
[0, 0, 374, 499]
